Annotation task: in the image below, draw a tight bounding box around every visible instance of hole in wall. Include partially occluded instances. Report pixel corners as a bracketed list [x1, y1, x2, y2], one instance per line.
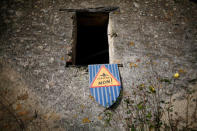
[75, 12, 109, 65]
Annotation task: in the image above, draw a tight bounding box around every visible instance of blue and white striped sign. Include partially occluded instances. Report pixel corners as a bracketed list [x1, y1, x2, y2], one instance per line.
[88, 64, 121, 107]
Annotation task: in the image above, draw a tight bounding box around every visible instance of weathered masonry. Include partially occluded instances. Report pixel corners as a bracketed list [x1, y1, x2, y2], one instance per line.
[0, 0, 197, 130]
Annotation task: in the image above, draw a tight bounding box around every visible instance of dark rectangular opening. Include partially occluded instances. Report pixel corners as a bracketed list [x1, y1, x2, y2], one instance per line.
[75, 12, 109, 65]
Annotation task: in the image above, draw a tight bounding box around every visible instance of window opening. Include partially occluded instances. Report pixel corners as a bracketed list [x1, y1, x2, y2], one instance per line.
[75, 12, 109, 65]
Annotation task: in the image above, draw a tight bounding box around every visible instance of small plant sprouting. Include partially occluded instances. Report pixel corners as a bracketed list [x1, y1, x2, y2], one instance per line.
[123, 65, 197, 131]
[104, 110, 113, 126]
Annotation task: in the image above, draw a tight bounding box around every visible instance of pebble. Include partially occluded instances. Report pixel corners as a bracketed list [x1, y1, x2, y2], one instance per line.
[59, 70, 64, 73]
[16, 29, 21, 32]
[154, 35, 158, 38]
[34, 70, 41, 75]
[39, 63, 46, 67]
[41, 9, 48, 13]
[133, 8, 138, 12]
[38, 46, 43, 50]
[49, 57, 54, 63]
[46, 84, 49, 89]
[44, 47, 50, 51]
[133, 2, 140, 8]
[16, 11, 23, 17]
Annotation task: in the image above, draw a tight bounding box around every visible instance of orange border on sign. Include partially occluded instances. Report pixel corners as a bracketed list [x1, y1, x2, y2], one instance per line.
[90, 65, 121, 88]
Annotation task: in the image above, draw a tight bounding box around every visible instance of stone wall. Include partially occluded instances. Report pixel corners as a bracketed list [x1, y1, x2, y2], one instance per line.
[0, 0, 197, 130]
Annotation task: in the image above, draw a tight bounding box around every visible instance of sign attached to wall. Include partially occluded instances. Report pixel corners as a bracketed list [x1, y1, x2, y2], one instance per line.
[88, 64, 121, 108]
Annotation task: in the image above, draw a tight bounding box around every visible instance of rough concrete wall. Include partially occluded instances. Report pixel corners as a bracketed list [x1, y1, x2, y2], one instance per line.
[0, 0, 197, 130]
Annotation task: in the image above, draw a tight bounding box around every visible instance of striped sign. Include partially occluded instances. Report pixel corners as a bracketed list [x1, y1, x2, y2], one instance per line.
[88, 64, 121, 107]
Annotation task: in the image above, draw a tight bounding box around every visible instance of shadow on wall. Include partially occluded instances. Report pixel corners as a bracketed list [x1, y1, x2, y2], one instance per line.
[108, 74, 124, 110]
[0, 0, 35, 38]
[189, 0, 197, 4]
[0, 61, 50, 130]
[0, 0, 9, 38]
